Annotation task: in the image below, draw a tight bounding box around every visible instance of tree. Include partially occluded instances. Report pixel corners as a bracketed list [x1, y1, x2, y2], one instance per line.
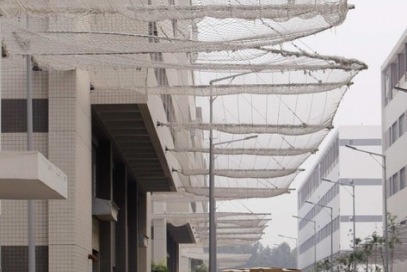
[218, 242, 297, 269]
[316, 213, 402, 272]
[151, 261, 169, 272]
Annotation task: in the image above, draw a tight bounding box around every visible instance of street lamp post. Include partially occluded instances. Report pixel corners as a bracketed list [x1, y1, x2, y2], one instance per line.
[322, 178, 356, 271]
[345, 144, 388, 272]
[208, 73, 257, 272]
[293, 215, 317, 272]
[305, 201, 333, 272]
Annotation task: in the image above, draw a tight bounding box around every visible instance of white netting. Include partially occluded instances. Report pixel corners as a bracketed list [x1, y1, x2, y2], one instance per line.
[1, 0, 366, 250]
[158, 212, 271, 227]
[183, 187, 290, 200]
[195, 226, 266, 234]
[167, 147, 317, 156]
[1, 0, 350, 56]
[182, 253, 251, 263]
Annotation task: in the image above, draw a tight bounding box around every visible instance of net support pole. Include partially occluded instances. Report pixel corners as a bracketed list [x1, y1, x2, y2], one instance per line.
[207, 72, 253, 272]
[0, 16, 2, 272]
[26, 54, 36, 272]
[208, 84, 217, 272]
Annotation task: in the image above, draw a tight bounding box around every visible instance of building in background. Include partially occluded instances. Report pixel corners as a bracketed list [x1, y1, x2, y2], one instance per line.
[297, 126, 383, 271]
[0, 34, 202, 272]
[381, 28, 407, 271]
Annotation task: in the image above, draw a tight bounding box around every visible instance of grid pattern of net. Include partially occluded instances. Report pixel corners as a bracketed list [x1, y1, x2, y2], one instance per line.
[1, 0, 349, 56]
[0, 0, 366, 249]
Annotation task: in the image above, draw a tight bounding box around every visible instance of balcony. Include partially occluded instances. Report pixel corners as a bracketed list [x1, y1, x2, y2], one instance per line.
[0, 151, 67, 199]
[92, 197, 119, 221]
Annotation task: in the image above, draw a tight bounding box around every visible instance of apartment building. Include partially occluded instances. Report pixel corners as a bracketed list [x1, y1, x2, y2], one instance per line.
[381, 28, 407, 271]
[297, 126, 383, 271]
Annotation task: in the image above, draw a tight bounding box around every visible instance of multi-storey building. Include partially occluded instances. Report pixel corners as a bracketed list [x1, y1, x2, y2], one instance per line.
[381, 28, 407, 271]
[0, 22, 203, 272]
[297, 126, 383, 271]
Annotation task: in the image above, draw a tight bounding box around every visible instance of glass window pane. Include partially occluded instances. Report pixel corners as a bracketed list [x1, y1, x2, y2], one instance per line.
[401, 167, 406, 190]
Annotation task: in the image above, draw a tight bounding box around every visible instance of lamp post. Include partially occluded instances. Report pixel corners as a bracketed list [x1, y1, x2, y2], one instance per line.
[293, 215, 317, 272]
[278, 234, 298, 266]
[345, 144, 388, 272]
[208, 73, 257, 272]
[322, 178, 356, 271]
[305, 201, 333, 272]
[27, 54, 36, 272]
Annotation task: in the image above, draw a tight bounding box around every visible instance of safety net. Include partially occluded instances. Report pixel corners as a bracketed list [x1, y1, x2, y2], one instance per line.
[1, 0, 366, 250]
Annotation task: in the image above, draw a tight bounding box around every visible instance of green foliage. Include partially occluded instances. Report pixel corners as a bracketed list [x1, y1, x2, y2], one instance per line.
[219, 241, 297, 269]
[192, 263, 208, 272]
[151, 260, 169, 272]
[316, 213, 402, 272]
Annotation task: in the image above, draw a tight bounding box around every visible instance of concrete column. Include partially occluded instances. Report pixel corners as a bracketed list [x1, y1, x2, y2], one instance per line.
[97, 141, 115, 272]
[48, 70, 92, 272]
[127, 181, 138, 272]
[114, 164, 128, 272]
[137, 194, 151, 272]
[152, 201, 167, 264]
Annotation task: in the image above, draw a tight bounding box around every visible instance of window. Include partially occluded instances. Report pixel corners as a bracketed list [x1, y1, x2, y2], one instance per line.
[392, 122, 398, 144]
[400, 167, 406, 190]
[1, 99, 49, 132]
[392, 172, 399, 195]
[387, 177, 392, 198]
[399, 113, 406, 137]
[384, 68, 393, 105]
[391, 63, 398, 92]
[402, 52, 406, 77]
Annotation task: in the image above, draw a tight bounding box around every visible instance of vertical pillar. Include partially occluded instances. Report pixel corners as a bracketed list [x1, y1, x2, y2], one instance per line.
[48, 70, 92, 272]
[137, 194, 151, 272]
[127, 181, 138, 272]
[114, 164, 128, 272]
[152, 201, 167, 264]
[97, 141, 114, 272]
[0, 17, 2, 272]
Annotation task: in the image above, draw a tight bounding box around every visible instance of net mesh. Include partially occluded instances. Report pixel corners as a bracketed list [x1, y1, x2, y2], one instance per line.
[1, 0, 366, 248]
[1, 0, 349, 56]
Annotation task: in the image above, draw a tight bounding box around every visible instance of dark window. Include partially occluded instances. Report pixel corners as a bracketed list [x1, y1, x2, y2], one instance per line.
[398, 53, 405, 81]
[387, 177, 392, 198]
[391, 122, 398, 144]
[1, 99, 48, 132]
[392, 173, 399, 195]
[385, 68, 392, 104]
[400, 167, 406, 190]
[399, 113, 406, 137]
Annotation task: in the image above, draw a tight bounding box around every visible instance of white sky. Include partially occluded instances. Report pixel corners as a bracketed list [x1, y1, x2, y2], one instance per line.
[219, 0, 407, 250]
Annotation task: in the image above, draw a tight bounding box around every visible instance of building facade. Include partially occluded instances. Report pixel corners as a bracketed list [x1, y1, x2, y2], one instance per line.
[297, 126, 383, 271]
[0, 52, 201, 272]
[381, 28, 407, 271]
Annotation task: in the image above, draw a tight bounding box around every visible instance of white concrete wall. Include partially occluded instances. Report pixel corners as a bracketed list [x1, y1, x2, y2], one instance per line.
[48, 70, 93, 272]
[381, 32, 407, 270]
[298, 126, 383, 271]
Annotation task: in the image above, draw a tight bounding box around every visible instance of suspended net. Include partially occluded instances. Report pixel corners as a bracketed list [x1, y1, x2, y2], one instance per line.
[195, 226, 266, 234]
[1, 0, 350, 56]
[182, 187, 291, 200]
[1, 0, 365, 249]
[181, 253, 251, 263]
[156, 212, 271, 226]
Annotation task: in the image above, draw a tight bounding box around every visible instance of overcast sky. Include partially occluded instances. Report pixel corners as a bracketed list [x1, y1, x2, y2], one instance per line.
[219, 0, 407, 250]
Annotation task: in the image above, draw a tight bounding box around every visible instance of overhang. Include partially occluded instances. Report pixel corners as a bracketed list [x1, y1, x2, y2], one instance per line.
[92, 103, 175, 192]
[0, 151, 67, 199]
[168, 223, 196, 244]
